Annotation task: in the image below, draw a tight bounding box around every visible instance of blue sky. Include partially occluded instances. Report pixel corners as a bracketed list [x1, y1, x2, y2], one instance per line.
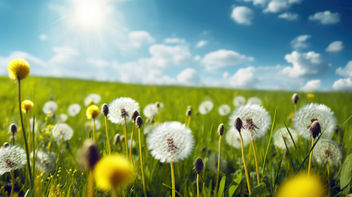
[0, 0, 351, 91]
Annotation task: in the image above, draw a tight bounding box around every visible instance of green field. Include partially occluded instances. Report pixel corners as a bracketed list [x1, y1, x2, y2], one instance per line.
[0, 76, 352, 196]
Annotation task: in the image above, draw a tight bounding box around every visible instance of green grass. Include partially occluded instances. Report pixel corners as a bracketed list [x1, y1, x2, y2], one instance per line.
[0, 76, 351, 196]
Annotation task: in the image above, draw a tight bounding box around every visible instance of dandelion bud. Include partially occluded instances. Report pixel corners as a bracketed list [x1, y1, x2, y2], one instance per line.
[79, 139, 100, 171]
[200, 147, 207, 153]
[120, 135, 125, 142]
[186, 106, 192, 117]
[194, 157, 204, 174]
[310, 121, 321, 139]
[8, 58, 30, 81]
[132, 110, 139, 122]
[234, 117, 243, 133]
[86, 105, 100, 120]
[9, 123, 17, 135]
[292, 93, 299, 104]
[136, 116, 143, 128]
[3, 142, 10, 148]
[102, 103, 109, 116]
[21, 100, 34, 114]
[113, 133, 121, 145]
[218, 123, 225, 136]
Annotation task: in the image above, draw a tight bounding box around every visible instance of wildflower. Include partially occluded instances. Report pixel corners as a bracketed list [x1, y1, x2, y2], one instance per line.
[277, 174, 325, 197]
[43, 101, 58, 116]
[273, 127, 298, 150]
[67, 104, 81, 117]
[8, 58, 30, 81]
[33, 150, 56, 173]
[108, 97, 140, 124]
[218, 104, 231, 116]
[21, 100, 34, 113]
[102, 103, 109, 116]
[247, 97, 262, 105]
[143, 103, 159, 120]
[313, 139, 342, 167]
[225, 127, 251, 149]
[0, 146, 26, 175]
[86, 105, 100, 120]
[198, 100, 214, 115]
[229, 104, 271, 139]
[233, 96, 246, 107]
[147, 121, 194, 163]
[306, 93, 315, 99]
[293, 103, 336, 139]
[52, 123, 74, 141]
[84, 94, 101, 106]
[94, 154, 135, 191]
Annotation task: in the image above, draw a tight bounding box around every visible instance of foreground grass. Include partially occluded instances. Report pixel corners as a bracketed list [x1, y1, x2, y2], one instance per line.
[0, 76, 351, 196]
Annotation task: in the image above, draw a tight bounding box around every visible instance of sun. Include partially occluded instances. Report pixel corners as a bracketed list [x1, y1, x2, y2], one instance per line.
[71, 0, 111, 29]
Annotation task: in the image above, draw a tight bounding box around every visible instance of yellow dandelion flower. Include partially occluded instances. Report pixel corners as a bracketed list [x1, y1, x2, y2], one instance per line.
[306, 93, 315, 99]
[94, 154, 135, 191]
[86, 105, 100, 119]
[21, 100, 34, 113]
[8, 58, 30, 80]
[276, 174, 325, 197]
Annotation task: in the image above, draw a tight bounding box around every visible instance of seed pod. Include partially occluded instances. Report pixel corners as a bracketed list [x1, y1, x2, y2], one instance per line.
[186, 106, 192, 117]
[102, 103, 109, 116]
[9, 123, 17, 135]
[113, 133, 121, 145]
[194, 157, 204, 174]
[310, 120, 321, 139]
[234, 117, 243, 133]
[132, 110, 139, 122]
[136, 116, 143, 128]
[292, 93, 299, 105]
[218, 123, 225, 136]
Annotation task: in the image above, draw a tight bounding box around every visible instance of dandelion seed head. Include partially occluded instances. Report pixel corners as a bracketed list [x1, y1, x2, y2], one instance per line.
[52, 123, 73, 141]
[0, 146, 26, 175]
[108, 97, 140, 125]
[57, 113, 68, 122]
[247, 97, 262, 105]
[225, 127, 251, 149]
[293, 103, 336, 139]
[84, 94, 101, 106]
[147, 121, 194, 163]
[43, 101, 58, 116]
[67, 104, 81, 117]
[8, 58, 30, 80]
[86, 105, 100, 119]
[218, 104, 231, 116]
[233, 96, 246, 107]
[313, 139, 342, 167]
[273, 127, 298, 150]
[143, 103, 159, 119]
[198, 100, 214, 115]
[33, 150, 56, 173]
[21, 100, 34, 113]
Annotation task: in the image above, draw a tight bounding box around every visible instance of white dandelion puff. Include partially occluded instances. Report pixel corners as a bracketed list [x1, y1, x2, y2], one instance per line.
[85, 119, 101, 130]
[0, 146, 26, 175]
[43, 101, 58, 115]
[247, 97, 262, 106]
[198, 100, 214, 115]
[107, 97, 140, 125]
[67, 104, 81, 117]
[233, 96, 246, 107]
[52, 123, 74, 141]
[143, 104, 159, 119]
[57, 113, 68, 122]
[147, 121, 194, 163]
[84, 94, 101, 106]
[218, 104, 231, 116]
[229, 104, 271, 139]
[273, 127, 298, 150]
[313, 139, 342, 167]
[225, 127, 251, 149]
[32, 150, 56, 173]
[29, 118, 40, 133]
[293, 103, 336, 139]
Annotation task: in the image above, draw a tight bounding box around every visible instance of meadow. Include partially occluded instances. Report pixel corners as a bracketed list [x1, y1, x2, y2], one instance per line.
[0, 76, 352, 197]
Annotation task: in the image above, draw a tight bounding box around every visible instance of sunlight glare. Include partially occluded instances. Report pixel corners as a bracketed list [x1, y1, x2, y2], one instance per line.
[71, 0, 110, 29]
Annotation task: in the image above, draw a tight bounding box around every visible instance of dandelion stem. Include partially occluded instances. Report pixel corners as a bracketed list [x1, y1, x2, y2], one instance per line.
[138, 127, 147, 196]
[170, 160, 176, 197]
[250, 134, 260, 185]
[87, 170, 94, 197]
[327, 163, 331, 196]
[17, 80, 32, 188]
[111, 187, 119, 197]
[129, 124, 135, 159]
[123, 117, 128, 158]
[214, 135, 222, 196]
[308, 137, 315, 175]
[104, 116, 111, 154]
[294, 104, 297, 113]
[10, 170, 15, 197]
[196, 173, 200, 197]
[92, 118, 96, 142]
[186, 116, 191, 127]
[239, 132, 251, 195]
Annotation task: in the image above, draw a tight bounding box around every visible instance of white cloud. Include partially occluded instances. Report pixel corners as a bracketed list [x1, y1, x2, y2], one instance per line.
[231, 6, 254, 25]
[309, 11, 340, 25]
[291, 34, 311, 49]
[282, 51, 327, 78]
[243, 0, 267, 7]
[39, 34, 48, 41]
[194, 55, 201, 61]
[49, 47, 80, 64]
[228, 66, 257, 88]
[336, 61, 352, 77]
[300, 79, 321, 92]
[196, 40, 207, 48]
[278, 12, 298, 21]
[128, 31, 155, 48]
[147, 44, 192, 67]
[176, 68, 200, 86]
[333, 78, 352, 90]
[264, 0, 301, 13]
[326, 41, 343, 53]
[201, 49, 254, 70]
[164, 37, 186, 44]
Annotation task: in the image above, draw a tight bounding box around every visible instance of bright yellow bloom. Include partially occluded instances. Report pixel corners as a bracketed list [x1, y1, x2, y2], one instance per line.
[21, 100, 34, 113]
[8, 58, 30, 80]
[306, 93, 315, 99]
[94, 154, 135, 191]
[276, 174, 325, 197]
[86, 105, 100, 119]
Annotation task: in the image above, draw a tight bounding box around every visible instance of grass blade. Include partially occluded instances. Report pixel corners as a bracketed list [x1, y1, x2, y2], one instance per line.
[262, 108, 277, 173]
[284, 122, 297, 150]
